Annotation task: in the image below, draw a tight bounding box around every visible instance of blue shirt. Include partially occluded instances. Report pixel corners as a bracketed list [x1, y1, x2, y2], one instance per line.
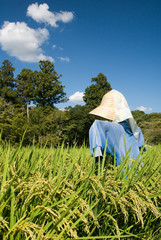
[89, 119, 145, 165]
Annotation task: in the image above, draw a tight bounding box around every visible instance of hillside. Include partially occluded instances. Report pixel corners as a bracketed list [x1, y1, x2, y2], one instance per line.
[132, 111, 161, 145]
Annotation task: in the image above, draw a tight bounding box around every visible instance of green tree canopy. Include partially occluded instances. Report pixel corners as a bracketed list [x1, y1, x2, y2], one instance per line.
[0, 60, 18, 104]
[17, 69, 35, 105]
[17, 69, 36, 118]
[83, 73, 112, 110]
[33, 60, 67, 107]
[64, 105, 95, 145]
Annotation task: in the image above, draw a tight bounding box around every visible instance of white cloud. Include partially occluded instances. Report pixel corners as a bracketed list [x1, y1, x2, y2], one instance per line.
[136, 106, 152, 112]
[27, 3, 74, 27]
[52, 45, 63, 51]
[0, 21, 54, 62]
[69, 92, 85, 104]
[58, 57, 70, 62]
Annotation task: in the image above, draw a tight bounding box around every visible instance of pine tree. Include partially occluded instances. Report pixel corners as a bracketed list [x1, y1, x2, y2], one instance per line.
[83, 73, 112, 109]
[0, 60, 18, 104]
[33, 60, 67, 107]
[17, 68, 35, 118]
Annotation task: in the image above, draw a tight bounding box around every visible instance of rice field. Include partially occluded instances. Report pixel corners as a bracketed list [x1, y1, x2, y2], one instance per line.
[0, 141, 161, 239]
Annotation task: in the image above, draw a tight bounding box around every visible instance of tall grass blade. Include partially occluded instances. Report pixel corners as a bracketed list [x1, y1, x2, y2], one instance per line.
[1, 145, 10, 197]
[10, 186, 15, 240]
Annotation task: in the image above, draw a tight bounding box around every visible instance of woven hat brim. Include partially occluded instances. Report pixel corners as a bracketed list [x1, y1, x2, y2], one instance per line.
[89, 105, 116, 121]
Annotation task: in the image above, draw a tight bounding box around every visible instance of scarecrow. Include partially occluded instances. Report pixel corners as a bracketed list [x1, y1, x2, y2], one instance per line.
[89, 89, 145, 165]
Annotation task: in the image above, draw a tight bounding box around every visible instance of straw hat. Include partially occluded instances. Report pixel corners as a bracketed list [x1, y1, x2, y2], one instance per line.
[89, 89, 139, 138]
[89, 89, 133, 122]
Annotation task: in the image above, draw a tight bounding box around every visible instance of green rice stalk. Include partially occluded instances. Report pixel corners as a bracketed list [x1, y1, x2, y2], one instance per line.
[144, 163, 161, 187]
[73, 234, 141, 239]
[1, 145, 10, 194]
[115, 145, 132, 180]
[10, 186, 15, 239]
[101, 138, 108, 175]
[117, 150, 144, 199]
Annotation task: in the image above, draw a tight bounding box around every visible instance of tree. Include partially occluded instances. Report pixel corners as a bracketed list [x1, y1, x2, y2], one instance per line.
[64, 105, 95, 145]
[0, 60, 18, 104]
[132, 111, 161, 145]
[33, 60, 67, 107]
[17, 69, 35, 118]
[27, 107, 68, 146]
[83, 73, 112, 109]
[0, 98, 27, 144]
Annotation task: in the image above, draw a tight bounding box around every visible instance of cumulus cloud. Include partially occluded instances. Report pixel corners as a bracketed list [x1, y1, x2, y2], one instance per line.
[69, 92, 85, 104]
[0, 21, 54, 62]
[27, 3, 74, 27]
[58, 57, 70, 62]
[136, 106, 152, 112]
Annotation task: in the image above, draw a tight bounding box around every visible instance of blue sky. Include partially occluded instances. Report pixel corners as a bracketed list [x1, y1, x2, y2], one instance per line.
[0, 0, 161, 112]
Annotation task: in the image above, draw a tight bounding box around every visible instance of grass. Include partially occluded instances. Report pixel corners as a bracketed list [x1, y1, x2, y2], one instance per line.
[0, 142, 161, 239]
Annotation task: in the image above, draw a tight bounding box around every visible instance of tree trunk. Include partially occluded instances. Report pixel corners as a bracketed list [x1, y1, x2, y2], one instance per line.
[27, 102, 29, 120]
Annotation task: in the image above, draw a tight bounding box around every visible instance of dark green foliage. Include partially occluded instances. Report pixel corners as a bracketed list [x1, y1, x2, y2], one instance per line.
[64, 105, 95, 146]
[132, 111, 161, 145]
[33, 60, 67, 107]
[0, 59, 70, 146]
[0, 60, 19, 104]
[0, 98, 27, 144]
[0, 101, 68, 146]
[83, 73, 112, 110]
[17, 68, 35, 105]
[28, 106, 68, 146]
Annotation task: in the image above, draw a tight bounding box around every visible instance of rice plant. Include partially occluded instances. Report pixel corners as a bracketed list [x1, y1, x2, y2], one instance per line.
[0, 142, 160, 239]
